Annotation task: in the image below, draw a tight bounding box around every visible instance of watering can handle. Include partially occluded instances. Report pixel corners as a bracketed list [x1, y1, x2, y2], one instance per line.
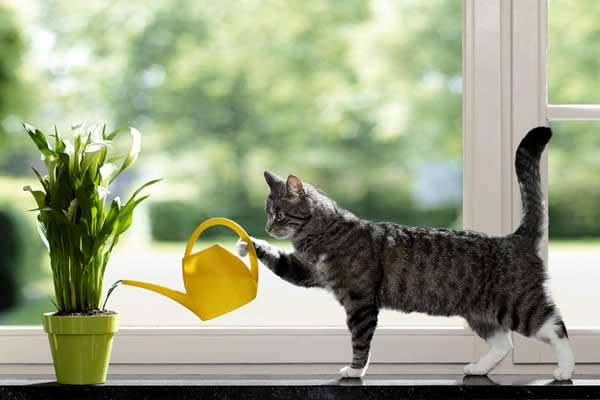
[184, 217, 259, 282]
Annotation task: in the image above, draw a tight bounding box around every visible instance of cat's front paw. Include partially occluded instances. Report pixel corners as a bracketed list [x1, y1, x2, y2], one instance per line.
[236, 239, 249, 257]
[463, 363, 490, 376]
[339, 365, 368, 379]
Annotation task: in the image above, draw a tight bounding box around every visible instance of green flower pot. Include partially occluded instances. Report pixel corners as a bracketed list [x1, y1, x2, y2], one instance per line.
[43, 312, 119, 385]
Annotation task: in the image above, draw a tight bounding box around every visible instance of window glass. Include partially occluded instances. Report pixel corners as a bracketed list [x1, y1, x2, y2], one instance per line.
[0, 0, 462, 327]
[548, 0, 600, 104]
[548, 121, 600, 328]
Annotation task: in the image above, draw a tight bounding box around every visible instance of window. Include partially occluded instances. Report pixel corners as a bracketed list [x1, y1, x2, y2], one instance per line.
[545, 0, 600, 330]
[511, 0, 600, 364]
[0, 0, 463, 328]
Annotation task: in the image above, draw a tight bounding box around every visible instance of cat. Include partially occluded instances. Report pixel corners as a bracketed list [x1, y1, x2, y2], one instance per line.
[236, 126, 574, 380]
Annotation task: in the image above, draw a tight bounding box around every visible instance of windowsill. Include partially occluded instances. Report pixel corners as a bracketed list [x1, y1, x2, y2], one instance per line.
[1, 375, 598, 399]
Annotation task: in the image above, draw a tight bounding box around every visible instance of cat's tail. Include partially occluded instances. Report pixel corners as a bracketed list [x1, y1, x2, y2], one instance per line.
[513, 126, 552, 249]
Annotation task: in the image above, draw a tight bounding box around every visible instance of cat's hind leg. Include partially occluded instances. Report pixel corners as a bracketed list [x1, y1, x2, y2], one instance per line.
[464, 321, 512, 376]
[511, 298, 575, 381]
[533, 316, 574, 381]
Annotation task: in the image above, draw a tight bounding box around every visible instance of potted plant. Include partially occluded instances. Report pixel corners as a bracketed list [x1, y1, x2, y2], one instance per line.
[22, 122, 159, 384]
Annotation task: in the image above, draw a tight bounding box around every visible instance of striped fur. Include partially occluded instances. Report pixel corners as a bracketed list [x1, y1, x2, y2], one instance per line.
[239, 126, 573, 379]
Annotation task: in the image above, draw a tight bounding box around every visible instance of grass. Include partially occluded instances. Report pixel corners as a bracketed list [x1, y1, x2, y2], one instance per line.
[549, 238, 600, 250]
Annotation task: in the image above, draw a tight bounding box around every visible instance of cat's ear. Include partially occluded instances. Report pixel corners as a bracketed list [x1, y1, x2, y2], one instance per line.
[286, 174, 304, 196]
[264, 170, 284, 191]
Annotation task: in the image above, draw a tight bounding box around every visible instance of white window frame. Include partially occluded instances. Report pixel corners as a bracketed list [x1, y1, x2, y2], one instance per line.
[1, 0, 599, 375]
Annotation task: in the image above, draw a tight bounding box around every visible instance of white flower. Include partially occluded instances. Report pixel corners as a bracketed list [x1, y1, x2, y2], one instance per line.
[71, 121, 83, 130]
[63, 139, 77, 174]
[43, 154, 58, 187]
[97, 186, 110, 201]
[23, 185, 46, 209]
[122, 127, 141, 169]
[62, 199, 78, 223]
[99, 163, 117, 188]
[85, 125, 112, 152]
[81, 126, 112, 177]
[109, 127, 142, 184]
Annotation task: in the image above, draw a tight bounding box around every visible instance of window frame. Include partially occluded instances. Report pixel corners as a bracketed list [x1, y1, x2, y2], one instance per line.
[1, 0, 599, 374]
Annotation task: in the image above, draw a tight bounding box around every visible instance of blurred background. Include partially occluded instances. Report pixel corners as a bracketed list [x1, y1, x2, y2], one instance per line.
[0, 0, 596, 327]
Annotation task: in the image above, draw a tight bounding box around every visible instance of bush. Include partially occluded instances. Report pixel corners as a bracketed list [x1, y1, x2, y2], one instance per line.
[149, 201, 208, 242]
[0, 205, 44, 311]
[549, 187, 600, 238]
[149, 200, 270, 242]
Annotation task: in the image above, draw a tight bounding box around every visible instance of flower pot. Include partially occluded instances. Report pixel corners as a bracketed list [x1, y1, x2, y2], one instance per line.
[42, 312, 119, 385]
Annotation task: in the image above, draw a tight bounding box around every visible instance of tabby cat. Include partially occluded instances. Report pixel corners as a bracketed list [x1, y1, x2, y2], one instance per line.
[236, 127, 574, 380]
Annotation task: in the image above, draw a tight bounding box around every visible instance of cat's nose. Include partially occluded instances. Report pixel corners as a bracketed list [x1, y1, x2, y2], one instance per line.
[265, 222, 273, 233]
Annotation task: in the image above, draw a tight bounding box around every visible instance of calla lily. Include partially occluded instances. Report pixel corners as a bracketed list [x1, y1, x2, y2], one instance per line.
[123, 127, 141, 169]
[73, 122, 86, 155]
[99, 163, 117, 188]
[97, 186, 110, 201]
[63, 139, 74, 156]
[62, 139, 77, 175]
[110, 127, 141, 184]
[43, 154, 58, 188]
[81, 127, 112, 178]
[86, 125, 112, 152]
[23, 185, 46, 209]
[62, 199, 78, 223]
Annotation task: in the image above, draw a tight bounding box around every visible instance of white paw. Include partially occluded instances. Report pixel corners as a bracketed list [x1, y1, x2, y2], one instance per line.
[553, 367, 573, 381]
[236, 239, 249, 257]
[464, 363, 490, 376]
[339, 365, 367, 378]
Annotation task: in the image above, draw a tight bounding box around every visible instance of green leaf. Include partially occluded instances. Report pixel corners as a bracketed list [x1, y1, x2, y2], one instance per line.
[23, 185, 46, 209]
[105, 125, 128, 141]
[32, 167, 49, 192]
[36, 217, 49, 251]
[107, 156, 122, 163]
[22, 123, 57, 158]
[129, 178, 163, 201]
[102, 280, 123, 311]
[49, 296, 60, 312]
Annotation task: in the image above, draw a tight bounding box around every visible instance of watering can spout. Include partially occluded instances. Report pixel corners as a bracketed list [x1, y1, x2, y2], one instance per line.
[121, 280, 198, 317]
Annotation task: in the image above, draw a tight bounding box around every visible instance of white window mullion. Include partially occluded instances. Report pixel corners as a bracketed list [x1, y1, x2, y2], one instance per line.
[462, 0, 513, 237]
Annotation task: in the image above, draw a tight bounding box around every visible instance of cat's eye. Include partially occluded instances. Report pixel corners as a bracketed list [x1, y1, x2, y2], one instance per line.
[276, 212, 285, 221]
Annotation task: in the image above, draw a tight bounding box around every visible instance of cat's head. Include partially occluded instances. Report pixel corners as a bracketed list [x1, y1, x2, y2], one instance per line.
[263, 170, 314, 239]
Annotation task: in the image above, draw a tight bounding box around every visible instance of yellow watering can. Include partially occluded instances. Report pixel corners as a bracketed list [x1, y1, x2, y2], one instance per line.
[122, 218, 259, 321]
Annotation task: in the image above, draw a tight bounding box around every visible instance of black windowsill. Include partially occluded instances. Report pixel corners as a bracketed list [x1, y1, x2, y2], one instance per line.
[1, 374, 599, 399]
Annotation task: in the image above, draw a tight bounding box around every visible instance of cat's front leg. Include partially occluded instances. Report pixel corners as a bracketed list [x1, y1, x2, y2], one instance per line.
[340, 303, 379, 378]
[236, 238, 322, 288]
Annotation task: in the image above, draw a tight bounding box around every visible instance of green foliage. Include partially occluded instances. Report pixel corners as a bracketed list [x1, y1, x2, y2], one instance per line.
[4, 0, 599, 243]
[0, 1, 30, 169]
[0, 203, 45, 313]
[548, 121, 600, 238]
[0, 206, 26, 310]
[22, 123, 160, 312]
[149, 201, 207, 242]
[548, 0, 600, 104]
[109, 0, 462, 232]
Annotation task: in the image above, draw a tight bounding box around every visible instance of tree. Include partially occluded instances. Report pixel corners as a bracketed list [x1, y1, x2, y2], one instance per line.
[0, 1, 30, 173]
